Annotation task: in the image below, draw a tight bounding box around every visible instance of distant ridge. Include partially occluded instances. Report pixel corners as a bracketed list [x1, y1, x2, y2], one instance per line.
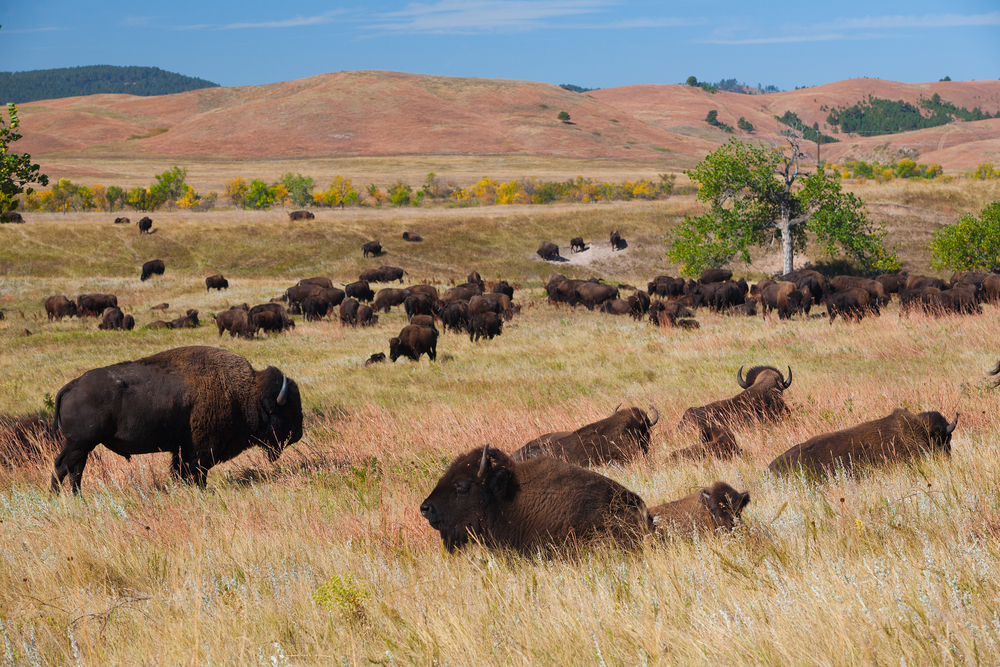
[0, 65, 219, 104]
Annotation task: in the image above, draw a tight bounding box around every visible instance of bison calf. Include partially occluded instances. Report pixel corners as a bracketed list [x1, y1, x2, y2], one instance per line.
[649, 482, 750, 537]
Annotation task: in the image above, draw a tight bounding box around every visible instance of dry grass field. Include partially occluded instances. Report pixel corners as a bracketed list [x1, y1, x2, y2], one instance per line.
[1, 179, 1000, 665]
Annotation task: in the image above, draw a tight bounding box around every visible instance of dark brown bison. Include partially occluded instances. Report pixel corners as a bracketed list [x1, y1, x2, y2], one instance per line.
[205, 274, 229, 291]
[727, 298, 758, 317]
[600, 299, 631, 315]
[402, 231, 423, 242]
[537, 242, 560, 261]
[362, 241, 382, 258]
[468, 311, 502, 341]
[114, 217, 131, 224]
[905, 275, 946, 291]
[359, 268, 384, 284]
[98, 307, 126, 330]
[1, 211, 25, 223]
[169, 309, 200, 329]
[492, 280, 514, 299]
[827, 288, 877, 322]
[512, 405, 659, 466]
[215, 308, 257, 338]
[409, 314, 436, 329]
[649, 300, 695, 327]
[286, 284, 323, 307]
[345, 280, 375, 303]
[45, 295, 78, 321]
[649, 482, 750, 537]
[573, 282, 619, 310]
[389, 324, 438, 362]
[378, 266, 407, 283]
[340, 298, 360, 326]
[405, 293, 435, 319]
[77, 294, 118, 317]
[699, 269, 732, 284]
[356, 304, 378, 327]
[443, 284, 482, 303]
[301, 297, 332, 321]
[140, 259, 165, 282]
[761, 281, 805, 320]
[439, 301, 470, 333]
[769, 409, 958, 477]
[680, 366, 792, 430]
[875, 272, 909, 294]
[407, 284, 440, 300]
[831, 276, 889, 305]
[647, 276, 685, 299]
[420, 446, 652, 552]
[365, 352, 387, 365]
[665, 426, 741, 463]
[299, 277, 334, 289]
[137, 217, 153, 234]
[609, 230, 622, 250]
[570, 237, 586, 252]
[374, 288, 411, 313]
[288, 210, 315, 221]
[122, 314, 135, 330]
[51, 346, 303, 493]
[249, 304, 292, 332]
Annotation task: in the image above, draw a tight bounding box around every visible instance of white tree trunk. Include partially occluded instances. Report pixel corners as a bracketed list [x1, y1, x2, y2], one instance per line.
[780, 212, 794, 275]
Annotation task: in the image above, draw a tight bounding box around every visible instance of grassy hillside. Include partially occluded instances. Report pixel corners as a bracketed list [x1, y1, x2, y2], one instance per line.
[0, 65, 219, 104]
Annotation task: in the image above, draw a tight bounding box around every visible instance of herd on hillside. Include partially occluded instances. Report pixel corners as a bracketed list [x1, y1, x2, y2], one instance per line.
[0, 215, 992, 554]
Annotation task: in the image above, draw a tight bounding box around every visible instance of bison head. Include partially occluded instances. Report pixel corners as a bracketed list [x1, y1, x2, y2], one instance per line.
[915, 411, 959, 454]
[388, 337, 402, 362]
[702, 482, 750, 531]
[737, 365, 792, 391]
[420, 446, 519, 551]
[254, 367, 303, 460]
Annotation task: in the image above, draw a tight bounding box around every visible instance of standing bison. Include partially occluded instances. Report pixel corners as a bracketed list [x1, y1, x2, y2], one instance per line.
[1, 212, 25, 223]
[679, 366, 792, 430]
[205, 274, 229, 291]
[51, 346, 303, 493]
[98, 307, 126, 330]
[45, 295, 78, 321]
[512, 405, 659, 466]
[140, 259, 165, 282]
[137, 217, 153, 234]
[362, 241, 382, 257]
[420, 446, 652, 552]
[288, 210, 315, 221]
[389, 324, 438, 362]
[77, 294, 118, 317]
[610, 230, 623, 250]
[537, 242, 560, 261]
[345, 280, 375, 303]
[768, 409, 958, 477]
[570, 237, 586, 252]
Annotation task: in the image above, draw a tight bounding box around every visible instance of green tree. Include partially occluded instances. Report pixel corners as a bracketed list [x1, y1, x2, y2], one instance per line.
[929, 202, 1000, 273]
[51, 178, 80, 212]
[666, 136, 898, 276]
[388, 180, 412, 207]
[245, 179, 276, 209]
[149, 166, 187, 206]
[1, 103, 49, 212]
[686, 76, 699, 87]
[105, 185, 125, 212]
[737, 117, 754, 133]
[126, 186, 157, 211]
[705, 110, 719, 126]
[557, 111, 570, 123]
[280, 173, 315, 207]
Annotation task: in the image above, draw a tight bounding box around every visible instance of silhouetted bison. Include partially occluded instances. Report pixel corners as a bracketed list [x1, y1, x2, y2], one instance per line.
[288, 210, 315, 221]
[137, 217, 153, 234]
[206, 274, 229, 291]
[402, 231, 423, 242]
[389, 324, 438, 362]
[51, 346, 303, 493]
[45, 295, 78, 321]
[140, 259, 165, 282]
[114, 217, 131, 224]
[610, 230, 622, 250]
[512, 405, 659, 466]
[345, 280, 375, 303]
[570, 237, 586, 252]
[362, 241, 382, 257]
[649, 482, 750, 537]
[77, 294, 118, 317]
[679, 366, 792, 430]
[420, 446, 652, 552]
[768, 409, 958, 477]
[1, 212, 25, 223]
[468, 311, 502, 341]
[215, 308, 257, 338]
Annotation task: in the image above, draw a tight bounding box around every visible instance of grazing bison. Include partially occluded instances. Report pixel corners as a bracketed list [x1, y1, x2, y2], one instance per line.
[875, 272, 909, 294]
[439, 301, 470, 333]
[288, 210, 315, 221]
[649, 301, 695, 327]
[356, 304, 378, 327]
[301, 297, 332, 321]
[98, 307, 126, 331]
[649, 482, 750, 537]
[345, 280, 375, 303]
[827, 288, 877, 323]
[680, 366, 792, 430]
[407, 284, 440, 301]
[365, 352, 387, 365]
[420, 446, 652, 552]
[537, 241, 560, 261]
[286, 284, 323, 307]
[0, 212, 25, 223]
[769, 409, 958, 477]
[665, 426, 741, 463]
[492, 281, 514, 299]
[51, 346, 303, 493]
[404, 293, 435, 319]
[140, 259, 165, 282]
[122, 314, 135, 330]
[362, 241, 382, 258]
[409, 314, 436, 329]
[468, 311, 502, 341]
[572, 282, 619, 310]
[45, 295, 78, 321]
[340, 298, 360, 326]
[389, 324, 438, 362]
[443, 284, 482, 303]
[77, 294, 118, 317]
[137, 217, 153, 234]
[570, 237, 586, 252]
[205, 274, 229, 291]
[249, 304, 292, 332]
[378, 266, 407, 283]
[699, 269, 732, 284]
[150, 303, 169, 311]
[215, 308, 257, 338]
[402, 231, 423, 242]
[600, 299, 631, 315]
[760, 281, 805, 320]
[374, 288, 411, 313]
[114, 217, 131, 224]
[609, 230, 622, 250]
[512, 405, 660, 466]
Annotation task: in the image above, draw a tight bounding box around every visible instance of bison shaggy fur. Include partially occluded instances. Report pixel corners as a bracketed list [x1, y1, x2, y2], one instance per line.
[512, 405, 659, 466]
[649, 482, 750, 537]
[205, 274, 229, 291]
[680, 366, 792, 430]
[45, 295, 78, 321]
[390, 324, 438, 362]
[140, 259, 165, 282]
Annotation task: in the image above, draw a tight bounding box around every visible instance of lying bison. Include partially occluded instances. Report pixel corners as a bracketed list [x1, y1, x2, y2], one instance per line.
[649, 482, 750, 537]
[45, 295, 78, 321]
[420, 446, 652, 553]
[1, 212, 25, 224]
[389, 324, 438, 362]
[140, 259, 165, 282]
[512, 405, 659, 466]
[288, 210, 315, 221]
[679, 366, 792, 430]
[362, 241, 382, 258]
[114, 217, 131, 225]
[206, 274, 229, 291]
[51, 346, 303, 493]
[402, 231, 423, 242]
[98, 307, 126, 330]
[768, 409, 958, 477]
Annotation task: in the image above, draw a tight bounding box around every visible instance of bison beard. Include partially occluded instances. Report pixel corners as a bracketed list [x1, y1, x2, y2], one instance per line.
[51, 346, 303, 493]
[420, 446, 652, 553]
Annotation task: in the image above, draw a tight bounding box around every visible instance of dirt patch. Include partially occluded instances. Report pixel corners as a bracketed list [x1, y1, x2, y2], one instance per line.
[531, 239, 628, 267]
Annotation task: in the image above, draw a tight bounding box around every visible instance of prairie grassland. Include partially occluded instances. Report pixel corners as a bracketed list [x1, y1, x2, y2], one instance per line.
[1, 192, 1000, 665]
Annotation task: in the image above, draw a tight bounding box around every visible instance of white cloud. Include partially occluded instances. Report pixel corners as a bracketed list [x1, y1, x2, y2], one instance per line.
[702, 33, 846, 45]
[822, 11, 1000, 30]
[365, 0, 616, 34]
[175, 10, 346, 31]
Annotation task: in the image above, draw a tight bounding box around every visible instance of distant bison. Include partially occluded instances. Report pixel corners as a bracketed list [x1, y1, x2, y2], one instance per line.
[827, 288, 877, 323]
[402, 231, 423, 242]
[45, 295, 78, 321]
[420, 446, 652, 552]
[679, 366, 792, 430]
[77, 294, 118, 317]
[169, 309, 200, 329]
[570, 237, 586, 252]
[769, 409, 958, 477]
[345, 280, 375, 303]
[51, 346, 303, 493]
[649, 482, 750, 537]
[512, 405, 659, 466]
[98, 307, 126, 331]
[389, 324, 438, 362]
[137, 217, 153, 234]
[250, 304, 292, 333]
[140, 259, 165, 282]
[205, 274, 229, 291]
[113, 217, 131, 224]
[122, 314, 135, 330]
[537, 241, 560, 261]
[362, 241, 382, 257]
[215, 308, 257, 338]
[1, 211, 25, 224]
[288, 210, 315, 221]
[609, 230, 622, 250]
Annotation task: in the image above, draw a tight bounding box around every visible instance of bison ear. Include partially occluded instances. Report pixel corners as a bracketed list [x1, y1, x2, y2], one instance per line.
[478, 446, 516, 501]
[736, 492, 750, 513]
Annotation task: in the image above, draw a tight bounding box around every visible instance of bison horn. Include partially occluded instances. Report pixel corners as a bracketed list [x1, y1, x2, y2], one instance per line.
[276, 375, 288, 406]
[737, 366, 750, 389]
[611, 403, 622, 415]
[946, 413, 959, 434]
[478, 446, 490, 478]
[783, 366, 793, 389]
[648, 404, 659, 427]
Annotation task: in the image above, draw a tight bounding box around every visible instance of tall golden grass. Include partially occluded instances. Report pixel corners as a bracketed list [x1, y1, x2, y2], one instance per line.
[1, 192, 999, 665]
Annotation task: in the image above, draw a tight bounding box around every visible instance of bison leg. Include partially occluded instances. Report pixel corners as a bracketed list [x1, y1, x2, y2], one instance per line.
[51, 443, 93, 494]
[429, 342, 437, 361]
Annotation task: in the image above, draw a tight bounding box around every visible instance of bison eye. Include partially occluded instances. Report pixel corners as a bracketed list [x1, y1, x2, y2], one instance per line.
[455, 481, 471, 494]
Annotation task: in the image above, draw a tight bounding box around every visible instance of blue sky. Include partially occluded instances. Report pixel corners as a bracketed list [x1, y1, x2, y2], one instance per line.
[2, 1, 998, 90]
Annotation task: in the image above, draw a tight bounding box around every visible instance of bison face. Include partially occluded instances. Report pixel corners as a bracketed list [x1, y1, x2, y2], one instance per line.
[256, 368, 304, 460]
[702, 482, 750, 531]
[917, 412, 959, 454]
[420, 447, 518, 551]
[388, 337, 402, 362]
